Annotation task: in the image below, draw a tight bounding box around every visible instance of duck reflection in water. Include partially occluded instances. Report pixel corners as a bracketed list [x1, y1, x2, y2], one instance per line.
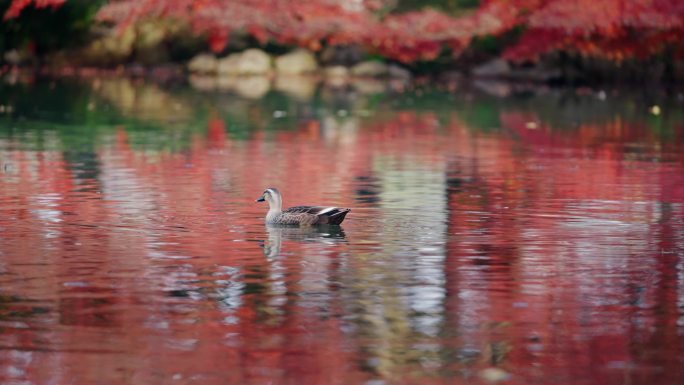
[261, 225, 347, 259]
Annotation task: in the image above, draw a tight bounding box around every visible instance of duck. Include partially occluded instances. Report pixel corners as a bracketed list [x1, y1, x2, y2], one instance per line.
[256, 187, 351, 225]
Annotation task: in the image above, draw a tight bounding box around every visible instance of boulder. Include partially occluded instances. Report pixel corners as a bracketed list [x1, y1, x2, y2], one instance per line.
[189, 75, 218, 91]
[351, 79, 386, 94]
[324, 65, 350, 78]
[478, 368, 511, 383]
[188, 54, 218, 74]
[3, 50, 24, 65]
[233, 76, 271, 99]
[275, 49, 318, 75]
[323, 66, 350, 88]
[472, 80, 511, 97]
[320, 45, 364, 66]
[217, 54, 241, 75]
[388, 64, 411, 79]
[511, 66, 562, 82]
[217, 48, 272, 75]
[474, 58, 562, 82]
[472, 59, 511, 78]
[238, 48, 272, 75]
[351, 61, 388, 77]
[275, 76, 316, 100]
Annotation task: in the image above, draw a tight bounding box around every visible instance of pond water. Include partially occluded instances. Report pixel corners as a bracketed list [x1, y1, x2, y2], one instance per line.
[1, 75, 683, 385]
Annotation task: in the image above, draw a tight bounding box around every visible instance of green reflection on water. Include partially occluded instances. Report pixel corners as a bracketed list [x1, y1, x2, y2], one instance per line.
[1, 76, 682, 153]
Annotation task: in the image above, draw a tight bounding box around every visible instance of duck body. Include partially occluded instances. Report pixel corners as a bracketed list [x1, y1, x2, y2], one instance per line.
[257, 188, 350, 226]
[269, 205, 351, 225]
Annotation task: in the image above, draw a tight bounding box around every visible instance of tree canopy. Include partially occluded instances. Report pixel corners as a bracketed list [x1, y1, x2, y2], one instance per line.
[4, 0, 684, 63]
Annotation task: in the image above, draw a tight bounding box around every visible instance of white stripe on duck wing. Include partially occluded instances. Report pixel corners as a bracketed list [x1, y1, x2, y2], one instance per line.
[255, 188, 351, 226]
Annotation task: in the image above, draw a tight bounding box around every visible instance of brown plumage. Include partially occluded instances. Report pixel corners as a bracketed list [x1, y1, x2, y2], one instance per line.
[256, 188, 350, 226]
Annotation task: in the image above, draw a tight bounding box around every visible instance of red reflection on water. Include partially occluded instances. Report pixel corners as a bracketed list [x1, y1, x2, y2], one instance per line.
[445, 113, 684, 385]
[1, 103, 683, 385]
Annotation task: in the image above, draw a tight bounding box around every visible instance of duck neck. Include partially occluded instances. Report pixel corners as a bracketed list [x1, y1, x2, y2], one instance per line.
[266, 195, 282, 220]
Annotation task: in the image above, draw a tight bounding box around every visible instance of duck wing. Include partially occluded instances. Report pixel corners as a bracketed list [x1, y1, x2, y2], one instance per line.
[284, 206, 335, 215]
[283, 206, 351, 225]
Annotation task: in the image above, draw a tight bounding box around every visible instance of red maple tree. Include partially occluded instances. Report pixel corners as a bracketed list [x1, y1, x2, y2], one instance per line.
[3, 0, 65, 20]
[4, 0, 683, 63]
[93, 0, 486, 62]
[498, 0, 684, 61]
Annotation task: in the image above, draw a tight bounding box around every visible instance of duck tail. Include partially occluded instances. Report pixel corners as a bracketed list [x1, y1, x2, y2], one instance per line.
[326, 208, 351, 225]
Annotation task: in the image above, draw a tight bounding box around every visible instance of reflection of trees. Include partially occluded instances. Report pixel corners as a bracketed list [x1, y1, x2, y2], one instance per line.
[1, 80, 684, 384]
[443, 113, 684, 383]
[94, 78, 194, 123]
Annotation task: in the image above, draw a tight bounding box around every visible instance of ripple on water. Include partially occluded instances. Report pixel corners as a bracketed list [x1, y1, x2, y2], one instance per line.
[1, 82, 684, 385]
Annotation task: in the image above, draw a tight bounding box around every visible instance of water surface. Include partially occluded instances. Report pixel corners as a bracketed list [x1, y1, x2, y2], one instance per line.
[1, 76, 683, 385]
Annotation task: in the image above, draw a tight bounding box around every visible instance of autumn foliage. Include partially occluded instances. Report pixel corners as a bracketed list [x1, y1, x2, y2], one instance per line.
[4, 0, 684, 63]
[502, 0, 684, 61]
[93, 0, 489, 62]
[3, 0, 65, 20]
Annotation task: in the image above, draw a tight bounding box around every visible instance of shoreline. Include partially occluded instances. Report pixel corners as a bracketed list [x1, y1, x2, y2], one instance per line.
[4, 64, 684, 100]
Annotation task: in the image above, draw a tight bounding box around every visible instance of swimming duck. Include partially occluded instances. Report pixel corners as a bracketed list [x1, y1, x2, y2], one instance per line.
[256, 188, 351, 225]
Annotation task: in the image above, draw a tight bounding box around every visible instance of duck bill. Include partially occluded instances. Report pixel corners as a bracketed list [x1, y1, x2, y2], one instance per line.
[256, 196, 265, 202]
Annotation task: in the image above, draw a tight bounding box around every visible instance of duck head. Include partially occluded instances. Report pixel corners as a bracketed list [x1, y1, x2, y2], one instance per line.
[256, 188, 282, 211]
